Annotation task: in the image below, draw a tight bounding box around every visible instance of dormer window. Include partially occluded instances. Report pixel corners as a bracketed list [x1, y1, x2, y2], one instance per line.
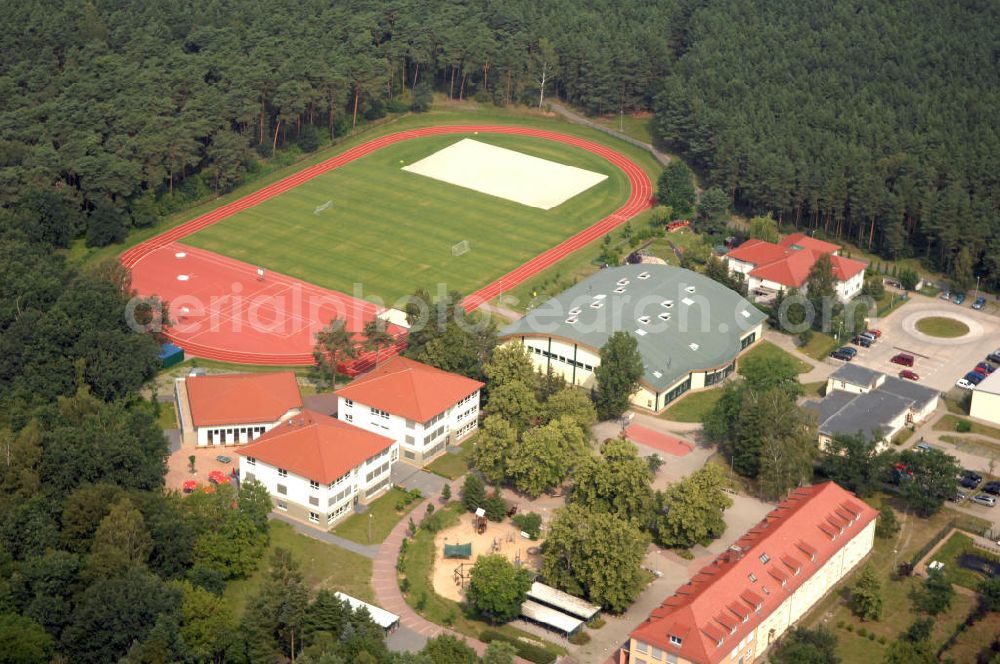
[759, 553, 770, 564]
[590, 301, 604, 309]
[669, 635, 682, 646]
[638, 271, 651, 279]
[756, 602, 762, 613]
[614, 286, 627, 294]
[569, 307, 582, 316]
[661, 300, 674, 308]
[617, 278, 630, 286]
[743, 614, 749, 623]
[748, 573, 757, 583]
[685, 286, 696, 293]
[638, 315, 651, 324]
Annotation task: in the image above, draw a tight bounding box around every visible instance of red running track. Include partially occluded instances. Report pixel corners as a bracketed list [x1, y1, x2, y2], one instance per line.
[124, 125, 653, 365]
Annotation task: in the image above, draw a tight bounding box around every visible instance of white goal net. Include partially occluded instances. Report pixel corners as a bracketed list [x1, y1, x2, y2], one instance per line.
[314, 200, 333, 215]
[451, 240, 471, 257]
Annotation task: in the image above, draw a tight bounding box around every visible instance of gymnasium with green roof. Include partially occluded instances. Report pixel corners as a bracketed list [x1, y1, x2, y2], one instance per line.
[499, 264, 766, 413]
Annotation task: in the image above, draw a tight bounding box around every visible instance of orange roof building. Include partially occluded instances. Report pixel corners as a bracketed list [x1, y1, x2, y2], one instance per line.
[335, 356, 483, 466]
[175, 371, 303, 447]
[237, 409, 397, 528]
[725, 234, 867, 303]
[620, 483, 878, 664]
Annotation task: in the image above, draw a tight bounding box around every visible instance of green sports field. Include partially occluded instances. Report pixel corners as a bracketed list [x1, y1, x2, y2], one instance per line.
[183, 133, 629, 306]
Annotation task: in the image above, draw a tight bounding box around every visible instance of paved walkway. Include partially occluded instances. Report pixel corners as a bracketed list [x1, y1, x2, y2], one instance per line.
[763, 329, 836, 384]
[268, 512, 378, 559]
[372, 497, 533, 662]
[547, 101, 671, 167]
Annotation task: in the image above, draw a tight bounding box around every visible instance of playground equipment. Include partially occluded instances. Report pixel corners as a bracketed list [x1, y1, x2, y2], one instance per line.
[475, 507, 487, 534]
[444, 542, 472, 559]
[453, 562, 472, 588]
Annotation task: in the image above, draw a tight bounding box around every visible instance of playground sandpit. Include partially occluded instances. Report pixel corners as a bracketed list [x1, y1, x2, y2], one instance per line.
[432, 511, 542, 602]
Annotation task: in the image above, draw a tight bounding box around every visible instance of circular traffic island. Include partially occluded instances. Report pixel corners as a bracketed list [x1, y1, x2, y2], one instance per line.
[914, 316, 970, 338]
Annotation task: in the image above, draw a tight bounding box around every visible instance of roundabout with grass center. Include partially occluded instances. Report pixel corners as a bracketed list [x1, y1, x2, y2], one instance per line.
[914, 316, 970, 338]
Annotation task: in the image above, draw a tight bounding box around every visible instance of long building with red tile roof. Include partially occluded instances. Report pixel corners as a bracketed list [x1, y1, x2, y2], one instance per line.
[175, 371, 303, 446]
[726, 233, 867, 303]
[336, 356, 483, 465]
[237, 409, 397, 528]
[620, 482, 878, 664]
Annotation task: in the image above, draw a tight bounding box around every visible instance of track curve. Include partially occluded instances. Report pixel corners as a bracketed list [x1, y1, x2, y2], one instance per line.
[124, 125, 654, 365]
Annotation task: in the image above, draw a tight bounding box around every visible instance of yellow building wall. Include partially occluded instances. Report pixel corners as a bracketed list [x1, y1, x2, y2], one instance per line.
[970, 389, 1000, 424]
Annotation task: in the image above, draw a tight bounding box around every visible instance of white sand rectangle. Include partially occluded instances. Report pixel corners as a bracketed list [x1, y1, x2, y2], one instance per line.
[402, 138, 607, 210]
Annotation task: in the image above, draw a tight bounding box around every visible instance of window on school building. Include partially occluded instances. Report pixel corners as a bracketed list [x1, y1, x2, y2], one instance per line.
[309, 512, 319, 523]
[277, 468, 287, 478]
[277, 501, 287, 511]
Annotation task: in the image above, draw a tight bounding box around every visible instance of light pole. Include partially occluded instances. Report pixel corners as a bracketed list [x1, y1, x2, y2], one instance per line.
[974, 275, 981, 300]
[368, 513, 373, 544]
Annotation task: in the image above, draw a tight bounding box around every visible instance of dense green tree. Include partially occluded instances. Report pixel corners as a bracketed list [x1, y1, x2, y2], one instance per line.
[572, 438, 654, 524]
[653, 464, 732, 548]
[542, 504, 648, 612]
[421, 634, 477, 664]
[874, 505, 899, 540]
[482, 380, 540, 433]
[483, 641, 518, 664]
[657, 162, 696, 216]
[472, 416, 518, 485]
[594, 331, 643, 421]
[896, 448, 961, 516]
[466, 554, 533, 623]
[910, 569, 953, 615]
[881, 640, 937, 664]
[193, 513, 268, 580]
[362, 318, 397, 368]
[85, 498, 153, 579]
[850, 564, 883, 621]
[178, 580, 237, 662]
[507, 416, 588, 496]
[771, 626, 840, 664]
[0, 612, 55, 664]
[313, 319, 359, 389]
[541, 388, 596, 434]
[820, 433, 891, 497]
[697, 186, 730, 235]
[461, 473, 486, 511]
[748, 213, 780, 243]
[483, 343, 536, 390]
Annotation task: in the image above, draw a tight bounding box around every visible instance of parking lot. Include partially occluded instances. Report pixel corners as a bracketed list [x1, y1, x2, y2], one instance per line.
[836, 293, 1000, 392]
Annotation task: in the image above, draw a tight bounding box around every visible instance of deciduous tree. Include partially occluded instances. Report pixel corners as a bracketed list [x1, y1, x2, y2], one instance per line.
[594, 332, 643, 421]
[850, 564, 883, 621]
[508, 416, 588, 496]
[466, 554, 532, 623]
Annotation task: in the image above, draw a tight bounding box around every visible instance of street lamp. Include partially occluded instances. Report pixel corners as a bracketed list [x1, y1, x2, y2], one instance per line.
[368, 513, 373, 544]
[974, 275, 981, 300]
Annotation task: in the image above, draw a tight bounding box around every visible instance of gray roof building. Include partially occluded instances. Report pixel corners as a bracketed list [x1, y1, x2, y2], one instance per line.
[500, 264, 766, 392]
[828, 364, 884, 390]
[810, 390, 913, 441]
[878, 376, 940, 412]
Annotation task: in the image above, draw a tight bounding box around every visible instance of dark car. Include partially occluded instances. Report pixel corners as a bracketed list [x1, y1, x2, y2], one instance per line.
[852, 335, 873, 348]
[973, 296, 987, 310]
[960, 476, 980, 489]
[841, 346, 858, 358]
[831, 349, 854, 361]
[953, 293, 966, 305]
[976, 362, 996, 374]
[990, 350, 1000, 364]
[891, 353, 915, 367]
[983, 481, 1000, 496]
[965, 371, 985, 385]
[963, 470, 983, 484]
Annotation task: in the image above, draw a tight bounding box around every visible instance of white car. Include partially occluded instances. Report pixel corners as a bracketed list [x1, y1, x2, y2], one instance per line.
[956, 378, 976, 390]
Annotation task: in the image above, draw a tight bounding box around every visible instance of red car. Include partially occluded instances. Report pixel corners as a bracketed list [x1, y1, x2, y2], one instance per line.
[208, 470, 230, 485]
[866, 329, 883, 338]
[899, 369, 920, 381]
[891, 353, 915, 367]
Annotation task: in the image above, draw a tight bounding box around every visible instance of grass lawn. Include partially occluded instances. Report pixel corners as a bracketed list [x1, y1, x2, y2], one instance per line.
[223, 520, 373, 617]
[940, 612, 1000, 663]
[940, 435, 1000, 463]
[930, 531, 994, 590]
[399, 503, 564, 658]
[332, 488, 421, 545]
[891, 427, 917, 447]
[156, 401, 178, 430]
[799, 331, 841, 361]
[740, 339, 813, 374]
[802, 381, 827, 398]
[934, 414, 1000, 441]
[915, 316, 970, 338]
[425, 437, 476, 480]
[659, 389, 723, 423]
[589, 112, 655, 145]
[801, 496, 982, 661]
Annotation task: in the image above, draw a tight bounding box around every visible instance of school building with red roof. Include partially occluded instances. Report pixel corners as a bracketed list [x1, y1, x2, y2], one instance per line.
[726, 233, 867, 303]
[619, 482, 878, 664]
[335, 355, 484, 465]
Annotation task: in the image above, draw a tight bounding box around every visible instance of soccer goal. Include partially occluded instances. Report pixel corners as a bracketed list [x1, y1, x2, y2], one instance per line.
[451, 239, 470, 257]
[314, 200, 333, 215]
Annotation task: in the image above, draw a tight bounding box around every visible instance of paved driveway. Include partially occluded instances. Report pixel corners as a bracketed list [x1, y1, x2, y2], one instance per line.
[838, 294, 1000, 392]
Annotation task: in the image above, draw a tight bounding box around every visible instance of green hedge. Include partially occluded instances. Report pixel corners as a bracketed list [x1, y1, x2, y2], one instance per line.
[480, 630, 557, 664]
[909, 521, 955, 566]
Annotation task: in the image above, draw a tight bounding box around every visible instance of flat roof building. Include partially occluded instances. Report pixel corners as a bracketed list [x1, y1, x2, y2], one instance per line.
[970, 370, 1000, 425]
[499, 264, 766, 413]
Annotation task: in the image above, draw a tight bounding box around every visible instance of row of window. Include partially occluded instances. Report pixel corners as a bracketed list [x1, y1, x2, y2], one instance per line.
[423, 425, 445, 446]
[456, 405, 478, 422]
[423, 410, 446, 429]
[365, 475, 391, 497]
[527, 345, 595, 371]
[457, 392, 477, 407]
[328, 502, 351, 523]
[370, 407, 389, 419]
[704, 362, 736, 387]
[328, 485, 352, 507]
[365, 461, 390, 484]
[455, 420, 478, 438]
[366, 448, 390, 465]
[206, 425, 267, 445]
[741, 331, 757, 350]
[424, 440, 445, 460]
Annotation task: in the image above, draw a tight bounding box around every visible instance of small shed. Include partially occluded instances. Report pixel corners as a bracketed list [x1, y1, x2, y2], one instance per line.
[334, 592, 399, 634]
[158, 343, 184, 369]
[526, 582, 601, 621]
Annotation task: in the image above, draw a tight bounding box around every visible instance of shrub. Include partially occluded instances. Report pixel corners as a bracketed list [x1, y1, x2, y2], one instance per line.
[878, 635, 887, 644]
[676, 549, 695, 560]
[399, 577, 410, 593]
[479, 631, 555, 664]
[569, 631, 590, 645]
[512, 512, 542, 539]
[588, 616, 606, 629]
[483, 491, 508, 522]
[955, 419, 972, 433]
[836, 620, 845, 629]
[857, 627, 867, 638]
[845, 624, 854, 632]
[867, 631, 876, 640]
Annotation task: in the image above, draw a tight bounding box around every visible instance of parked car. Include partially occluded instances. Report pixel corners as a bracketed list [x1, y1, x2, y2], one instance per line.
[959, 476, 980, 489]
[975, 362, 996, 374]
[989, 349, 1000, 364]
[915, 442, 933, 452]
[898, 369, 920, 381]
[866, 329, 883, 338]
[831, 349, 854, 361]
[841, 346, 858, 358]
[215, 454, 232, 464]
[965, 371, 985, 385]
[953, 293, 966, 305]
[952, 491, 967, 503]
[971, 494, 997, 507]
[891, 353, 915, 367]
[940, 290, 952, 301]
[956, 378, 976, 390]
[982, 481, 1000, 496]
[852, 335, 873, 348]
[963, 470, 983, 484]
[973, 296, 987, 310]
[859, 332, 878, 344]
